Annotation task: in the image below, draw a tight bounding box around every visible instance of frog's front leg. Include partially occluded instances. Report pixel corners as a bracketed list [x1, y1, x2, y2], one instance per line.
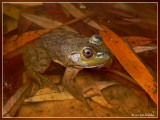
[63, 67, 92, 110]
[23, 46, 59, 92]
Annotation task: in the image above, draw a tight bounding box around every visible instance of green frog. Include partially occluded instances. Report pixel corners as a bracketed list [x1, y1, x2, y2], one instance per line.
[23, 29, 112, 109]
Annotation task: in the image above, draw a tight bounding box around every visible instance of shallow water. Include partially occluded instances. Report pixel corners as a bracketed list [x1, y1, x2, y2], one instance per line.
[3, 3, 157, 117]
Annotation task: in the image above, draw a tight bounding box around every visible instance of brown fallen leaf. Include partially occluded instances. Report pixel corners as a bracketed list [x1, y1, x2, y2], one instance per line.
[17, 14, 32, 38]
[3, 81, 32, 117]
[3, 29, 51, 56]
[43, 3, 94, 37]
[98, 68, 139, 86]
[21, 13, 93, 31]
[17, 7, 37, 37]
[6, 86, 32, 117]
[25, 91, 74, 102]
[43, 3, 70, 23]
[122, 36, 153, 47]
[21, 13, 62, 29]
[83, 81, 118, 108]
[133, 46, 157, 53]
[59, 3, 104, 31]
[100, 25, 157, 104]
[24, 81, 118, 109]
[3, 16, 17, 34]
[3, 3, 20, 19]
[96, 68, 149, 104]
[91, 95, 113, 109]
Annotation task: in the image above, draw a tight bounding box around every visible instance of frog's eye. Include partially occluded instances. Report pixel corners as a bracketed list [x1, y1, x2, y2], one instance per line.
[83, 48, 94, 58]
[89, 34, 102, 45]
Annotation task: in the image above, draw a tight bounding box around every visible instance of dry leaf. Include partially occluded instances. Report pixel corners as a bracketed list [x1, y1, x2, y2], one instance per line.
[22, 13, 62, 29]
[133, 46, 157, 53]
[17, 14, 32, 36]
[25, 81, 117, 109]
[83, 81, 118, 108]
[25, 91, 74, 102]
[3, 81, 32, 116]
[59, 3, 104, 31]
[97, 69, 149, 104]
[91, 96, 112, 108]
[3, 29, 51, 56]
[3, 3, 20, 19]
[3, 16, 17, 34]
[43, 3, 70, 23]
[122, 36, 153, 47]
[99, 25, 157, 104]
[44, 3, 94, 37]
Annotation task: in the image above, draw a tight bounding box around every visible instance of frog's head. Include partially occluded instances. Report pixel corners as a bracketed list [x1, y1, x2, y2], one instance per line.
[67, 34, 112, 68]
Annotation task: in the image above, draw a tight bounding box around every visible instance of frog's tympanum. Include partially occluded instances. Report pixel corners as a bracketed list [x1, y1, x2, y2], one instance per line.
[23, 29, 112, 109]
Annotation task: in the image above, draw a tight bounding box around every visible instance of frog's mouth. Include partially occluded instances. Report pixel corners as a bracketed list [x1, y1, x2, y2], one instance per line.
[83, 64, 105, 68]
[74, 63, 105, 69]
[75, 58, 112, 69]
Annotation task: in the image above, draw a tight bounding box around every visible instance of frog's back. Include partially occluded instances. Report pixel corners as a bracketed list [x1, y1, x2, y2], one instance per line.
[36, 29, 87, 66]
[40, 29, 81, 42]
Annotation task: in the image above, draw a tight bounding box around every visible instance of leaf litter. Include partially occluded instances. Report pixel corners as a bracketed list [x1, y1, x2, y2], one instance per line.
[3, 3, 157, 117]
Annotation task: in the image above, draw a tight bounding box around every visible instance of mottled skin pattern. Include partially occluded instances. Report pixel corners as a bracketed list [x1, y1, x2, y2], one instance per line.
[39, 29, 82, 66]
[23, 29, 112, 109]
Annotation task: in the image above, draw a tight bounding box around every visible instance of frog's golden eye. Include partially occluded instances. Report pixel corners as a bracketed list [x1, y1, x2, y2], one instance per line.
[83, 48, 94, 58]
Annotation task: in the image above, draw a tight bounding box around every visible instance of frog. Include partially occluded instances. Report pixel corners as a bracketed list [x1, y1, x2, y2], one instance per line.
[23, 29, 112, 109]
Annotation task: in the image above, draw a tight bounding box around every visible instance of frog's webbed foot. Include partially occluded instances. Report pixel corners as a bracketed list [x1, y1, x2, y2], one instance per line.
[63, 67, 92, 110]
[23, 46, 60, 92]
